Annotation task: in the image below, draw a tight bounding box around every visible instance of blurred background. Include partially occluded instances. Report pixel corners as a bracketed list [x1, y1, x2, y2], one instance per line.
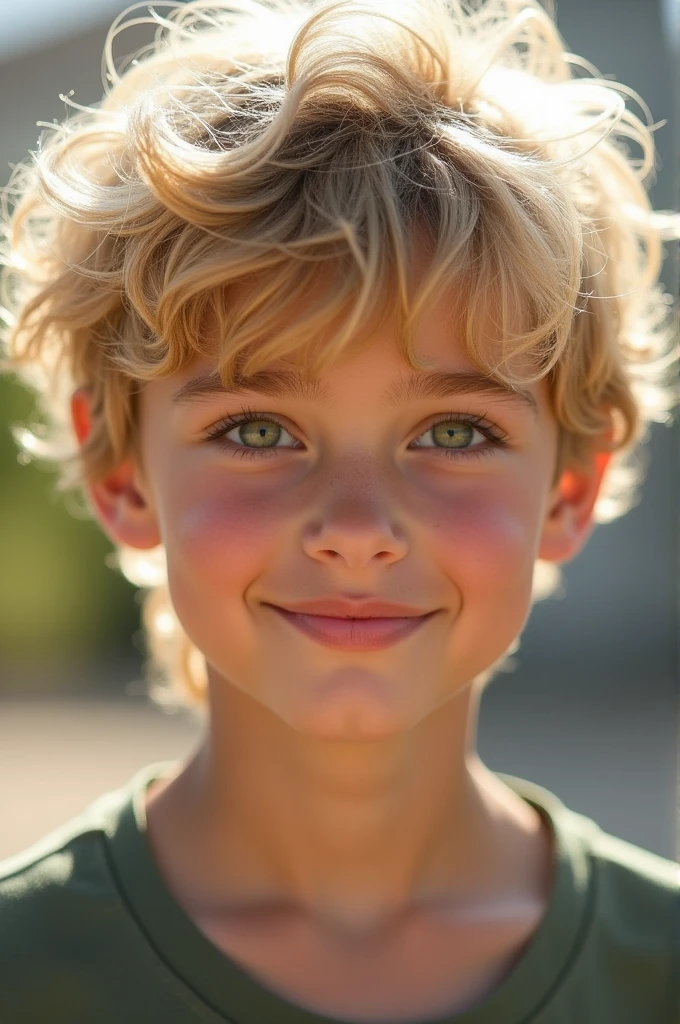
[0, 0, 678, 862]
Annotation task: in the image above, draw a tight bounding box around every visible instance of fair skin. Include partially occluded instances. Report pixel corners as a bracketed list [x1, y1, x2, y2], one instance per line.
[71, 272, 612, 1021]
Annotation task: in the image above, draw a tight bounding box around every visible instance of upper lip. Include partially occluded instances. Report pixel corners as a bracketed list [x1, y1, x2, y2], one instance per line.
[269, 597, 433, 619]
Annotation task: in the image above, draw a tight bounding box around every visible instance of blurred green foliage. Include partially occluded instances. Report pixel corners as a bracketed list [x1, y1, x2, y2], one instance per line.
[0, 376, 140, 690]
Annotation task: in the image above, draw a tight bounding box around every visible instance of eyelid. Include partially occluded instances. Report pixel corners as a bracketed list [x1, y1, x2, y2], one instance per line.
[202, 405, 512, 449]
[206, 407, 298, 439]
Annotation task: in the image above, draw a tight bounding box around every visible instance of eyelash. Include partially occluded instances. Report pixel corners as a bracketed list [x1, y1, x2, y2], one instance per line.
[203, 404, 511, 462]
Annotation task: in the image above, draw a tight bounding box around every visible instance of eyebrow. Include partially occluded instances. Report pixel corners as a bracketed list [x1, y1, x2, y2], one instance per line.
[172, 367, 539, 416]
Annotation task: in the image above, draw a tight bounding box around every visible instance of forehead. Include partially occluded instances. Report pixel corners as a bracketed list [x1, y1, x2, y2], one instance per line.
[202, 243, 530, 370]
[166, 292, 545, 422]
[152, 226, 550, 415]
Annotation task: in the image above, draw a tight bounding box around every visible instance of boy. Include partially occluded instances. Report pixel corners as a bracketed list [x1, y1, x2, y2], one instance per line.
[0, 0, 679, 1020]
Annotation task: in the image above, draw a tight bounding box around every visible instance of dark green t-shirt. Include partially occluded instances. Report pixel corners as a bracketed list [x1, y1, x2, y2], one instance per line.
[0, 760, 678, 1023]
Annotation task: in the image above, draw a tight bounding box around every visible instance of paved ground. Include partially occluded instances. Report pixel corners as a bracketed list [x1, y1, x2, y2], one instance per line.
[0, 693, 202, 860]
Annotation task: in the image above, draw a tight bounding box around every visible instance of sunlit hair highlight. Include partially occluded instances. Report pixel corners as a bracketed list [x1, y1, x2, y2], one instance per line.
[2, 0, 679, 713]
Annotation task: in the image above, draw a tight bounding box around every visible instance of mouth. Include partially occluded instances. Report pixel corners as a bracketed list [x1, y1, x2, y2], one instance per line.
[266, 605, 439, 651]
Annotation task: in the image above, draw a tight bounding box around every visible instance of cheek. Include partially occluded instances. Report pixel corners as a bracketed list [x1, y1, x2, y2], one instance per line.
[417, 474, 544, 655]
[163, 472, 283, 588]
[416, 474, 545, 679]
[423, 476, 541, 578]
[152, 458, 306, 696]
[157, 468, 290, 665]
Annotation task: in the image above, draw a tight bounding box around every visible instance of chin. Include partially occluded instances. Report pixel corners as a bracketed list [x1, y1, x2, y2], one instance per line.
[281, 682, 416, 742]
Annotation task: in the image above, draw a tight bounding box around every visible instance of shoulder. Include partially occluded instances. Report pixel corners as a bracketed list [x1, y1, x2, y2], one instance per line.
[0, 787, 124, 918]
[537, 781, 680, 948]
[0, 794, 123, 959]
[501, 772, 680, 1017]
[0, 790, 144, 1021]
[504, 771, 679, 909]
[582, 816, 679, 939]
[566, 806, 680, 1018]
[570, 807, 679, 904]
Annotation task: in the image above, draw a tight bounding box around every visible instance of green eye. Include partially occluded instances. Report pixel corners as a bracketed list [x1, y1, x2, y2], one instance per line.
[431, 421, 475, 448]
[235, 419, 286, 447]
[204, 407, 510, 462]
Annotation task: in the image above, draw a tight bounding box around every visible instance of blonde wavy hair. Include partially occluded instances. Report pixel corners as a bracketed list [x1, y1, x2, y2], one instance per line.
[1, 0, 679, 715]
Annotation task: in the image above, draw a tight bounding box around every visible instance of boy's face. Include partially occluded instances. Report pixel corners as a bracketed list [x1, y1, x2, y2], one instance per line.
[78, 280, 609, 740]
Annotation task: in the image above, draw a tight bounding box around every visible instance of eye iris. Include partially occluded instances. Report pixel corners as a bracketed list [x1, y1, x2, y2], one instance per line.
[230, 418, 477, 450]
[240, 421, 279, 446]
[433, 422, 473, 448]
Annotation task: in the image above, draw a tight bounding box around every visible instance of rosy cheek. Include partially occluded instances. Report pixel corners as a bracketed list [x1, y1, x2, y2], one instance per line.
[158, 477, 285, 656]
[165, 478, 283, 581]
[422, 481, 538, 590]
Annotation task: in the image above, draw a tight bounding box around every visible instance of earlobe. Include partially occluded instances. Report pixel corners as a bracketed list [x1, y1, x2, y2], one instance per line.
[89, 463, 161, 551]
[538, 447, 612, 565]
[70, 387, 161, 551]
[71, 386, 93, 448]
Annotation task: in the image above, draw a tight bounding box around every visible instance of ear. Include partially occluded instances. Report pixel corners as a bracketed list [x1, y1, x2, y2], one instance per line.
[537, 437, 613, 565]
[71, 387, 161, 551]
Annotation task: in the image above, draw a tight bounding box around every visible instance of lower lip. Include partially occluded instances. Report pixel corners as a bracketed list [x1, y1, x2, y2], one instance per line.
[267, 606, 438, 651]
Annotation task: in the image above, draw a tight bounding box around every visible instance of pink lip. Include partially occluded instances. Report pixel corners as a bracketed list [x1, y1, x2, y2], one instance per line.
[268, 596, 431, 618]
[268, 606, 438, 651]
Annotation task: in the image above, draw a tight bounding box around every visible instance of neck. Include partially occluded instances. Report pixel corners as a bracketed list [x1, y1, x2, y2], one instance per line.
[144, 678, 549, 936]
